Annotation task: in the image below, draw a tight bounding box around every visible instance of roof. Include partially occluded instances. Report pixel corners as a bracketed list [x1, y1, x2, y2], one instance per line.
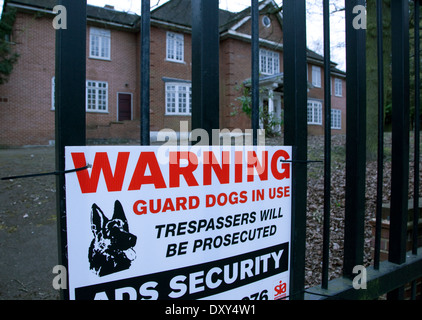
[150, 0, 283, 33]
[4, 0, 139, 27]
[4, 0, 343, 70]
[150, 0, 239, 32]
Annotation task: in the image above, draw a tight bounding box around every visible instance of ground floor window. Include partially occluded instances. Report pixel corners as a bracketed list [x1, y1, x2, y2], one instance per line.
[331, 109, 342, 129]
[52, 78, 108, 113]
[87, 80, 108, 112]
[165, 82, 192, 115]
[307, 100, 322, 125]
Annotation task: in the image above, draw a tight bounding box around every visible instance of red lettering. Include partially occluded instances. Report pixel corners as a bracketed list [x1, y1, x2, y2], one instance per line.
[235, 151, 243, 183]
[189, 196, 200, 209]
[203, 151, 230, 185]
[71, 152, 129, 194]
[239, 190, 248, 203]
[128, 152, 167, 190]
[284, 186, 290, 197]
[176, 197, 187, 210]
[247, 151, 268, 182]
[271, 150, 291, 180]
[162, 198, 176, 212]
[169, 152, 199, 188]
[133, 200, 147, 215]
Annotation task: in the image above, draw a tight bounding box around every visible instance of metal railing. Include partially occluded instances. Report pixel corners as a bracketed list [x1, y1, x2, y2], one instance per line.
[54, 0, 422, 300]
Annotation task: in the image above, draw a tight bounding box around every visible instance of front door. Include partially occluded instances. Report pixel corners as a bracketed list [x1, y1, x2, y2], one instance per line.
[118, 93, 132, 121]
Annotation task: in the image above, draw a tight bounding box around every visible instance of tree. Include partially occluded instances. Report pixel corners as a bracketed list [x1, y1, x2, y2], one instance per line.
[0, 7, 19, 85]
[232, 82, 283, 138]
[409, 0, 422, 130]
[366, 0, 393, 161]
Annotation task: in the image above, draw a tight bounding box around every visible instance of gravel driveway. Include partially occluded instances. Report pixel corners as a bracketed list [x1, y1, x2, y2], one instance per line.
[0, 147, 59, 299]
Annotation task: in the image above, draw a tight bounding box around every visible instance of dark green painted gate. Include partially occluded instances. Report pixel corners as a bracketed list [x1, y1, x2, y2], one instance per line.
[54, 0, 422, 300]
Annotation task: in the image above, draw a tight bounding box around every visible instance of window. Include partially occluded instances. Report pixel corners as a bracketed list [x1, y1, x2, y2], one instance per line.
[52, 78, 108, 112]
[331, 109, 342, 129]
[90, 27, 111, 60]
[51, 77, 55, 110]
[260, 49, 280, 75]
[334, 78, 342, 97]
[87, 81, 108, 112]
[262, 16, 271, 28]
[312, 66, 321, 88]
[166, 32, 184, 62]
[307, 100, 322, 125]
[166, 83, 192, 115]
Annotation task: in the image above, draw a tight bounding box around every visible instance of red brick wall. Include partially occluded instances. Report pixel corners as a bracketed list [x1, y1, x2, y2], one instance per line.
[331, 77, 346, 135]
[86, 26, 138, 128]
[149, 26, 192, 132]
[0, 8, 347, 146]
[307, 64, 347, 135]
[0, 11, 139, 146]
[237, 14, 283, 44]
[220, 38, 252, 130]
[0, 12, 56, 146]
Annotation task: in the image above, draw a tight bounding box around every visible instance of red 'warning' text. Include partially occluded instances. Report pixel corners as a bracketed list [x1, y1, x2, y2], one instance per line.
[70, 150, 290, 194]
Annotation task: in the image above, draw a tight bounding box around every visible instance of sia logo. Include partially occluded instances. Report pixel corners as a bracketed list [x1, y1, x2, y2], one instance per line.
[274, 280, 287, 300]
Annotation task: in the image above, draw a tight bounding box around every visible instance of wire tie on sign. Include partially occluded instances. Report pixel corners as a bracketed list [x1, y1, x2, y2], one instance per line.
[280, 159, 323, 164]
[1, 164, 91, 181]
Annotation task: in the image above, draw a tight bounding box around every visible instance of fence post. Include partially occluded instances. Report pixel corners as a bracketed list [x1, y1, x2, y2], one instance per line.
[55, 0, 87, 300]
[251, 0, 259, 145]
[373, 0, 385, 271]
[283, 0, 308, 300]
[388, 0, 410, 300]
[191, 0, 220, 143]
[343, 0, 367, 279]
[321, 0, 332, 289]
[140, 0, 151, 146]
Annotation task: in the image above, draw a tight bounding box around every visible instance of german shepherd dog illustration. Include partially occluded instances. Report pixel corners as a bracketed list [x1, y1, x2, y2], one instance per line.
[89, 200, 137, 277]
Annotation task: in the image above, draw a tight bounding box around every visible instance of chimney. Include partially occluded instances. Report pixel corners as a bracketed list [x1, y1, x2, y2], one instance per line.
[104, 5, 115, 10]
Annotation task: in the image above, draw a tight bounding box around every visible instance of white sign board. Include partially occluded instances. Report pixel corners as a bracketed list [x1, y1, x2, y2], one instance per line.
[65, 145, 292, 300]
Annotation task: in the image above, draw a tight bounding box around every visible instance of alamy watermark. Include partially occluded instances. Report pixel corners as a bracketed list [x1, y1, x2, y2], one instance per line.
[51, 4, 366, 31]
[353, 5, 367, 30]
[52, 265, 67, 290]
[352, 265, 367, 290]
[52, 5, 67, 30]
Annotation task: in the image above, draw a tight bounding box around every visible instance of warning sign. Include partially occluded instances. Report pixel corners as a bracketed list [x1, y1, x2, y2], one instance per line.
[64, 145, 292, 300]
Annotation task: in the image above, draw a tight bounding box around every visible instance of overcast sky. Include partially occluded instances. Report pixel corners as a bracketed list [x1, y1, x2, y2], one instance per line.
[0, 0, 345, 70]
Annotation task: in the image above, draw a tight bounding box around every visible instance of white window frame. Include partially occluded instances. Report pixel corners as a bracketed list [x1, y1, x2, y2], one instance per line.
[166, 32, 184, 63]
[334, 78, 343, 97]
[312, 66, 321, 88]
[331, 109, 342, 129]
[259, 48, 280, 75]
[89, 27, 111, 60]
[86, 80, 108, 113]
[165, 82, 192, 115]
[52, 78, 109, 113]
[307, 100, 322, 125]
[51, 76, 55, 110]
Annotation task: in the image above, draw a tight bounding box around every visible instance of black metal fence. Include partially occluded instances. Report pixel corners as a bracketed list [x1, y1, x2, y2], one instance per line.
[54, 0, 422, 300]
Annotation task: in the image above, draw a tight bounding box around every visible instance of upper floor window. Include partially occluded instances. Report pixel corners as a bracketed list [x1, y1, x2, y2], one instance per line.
[260, 49, 280, 75]
[334, 78, 342, 97]
[312, 66, 321, 88]
[166, 32, 184, 62]
[90, 27, 111, 60]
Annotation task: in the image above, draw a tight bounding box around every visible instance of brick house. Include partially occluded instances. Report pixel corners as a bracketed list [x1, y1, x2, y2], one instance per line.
[0, 0, 346, 146]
